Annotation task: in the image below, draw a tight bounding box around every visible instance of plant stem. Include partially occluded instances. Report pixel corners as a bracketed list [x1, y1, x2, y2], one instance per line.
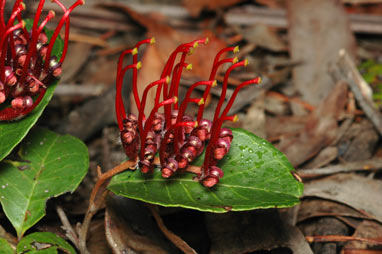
[147, 204, 197, 254]
[76, 159, 137, 254]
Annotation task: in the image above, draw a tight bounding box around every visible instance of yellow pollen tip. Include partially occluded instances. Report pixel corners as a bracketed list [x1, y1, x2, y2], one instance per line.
[165, 76, 170, 84]
[212, 80, 217, 87]
[136, 61, 142, 70]
[193, 42, 199, 48]
[233, 115, 239, 122]
[204, 37, 209, 44]
[20, 20, 25, 29]
[80, 0, 85, 5]
[233, 46, 239, 53]
[188, 48, 194, 56]
[244, 59, 249, 66]
[194, 121, 199, 128]
[132, 47, 138, 56]
[198, 98, 205, 105]
[20, 2, 26, 10]
[257, 77, 262, 84]
[150, 37, 156, 44]
[233, 57, 239, 64]
[173, 96, 178, 104]
[49, 10, 56, 18]
[186, 63, 193, 70]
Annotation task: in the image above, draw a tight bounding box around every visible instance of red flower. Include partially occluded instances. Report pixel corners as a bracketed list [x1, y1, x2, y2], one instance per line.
[115, 38, 261, 187]
[0, 0, 83, 121]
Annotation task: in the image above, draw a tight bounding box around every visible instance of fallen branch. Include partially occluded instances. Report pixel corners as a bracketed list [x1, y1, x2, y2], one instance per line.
[306, 235, 382, 245]
[298, 158, 382, 177]
[334, 49, 382, 136]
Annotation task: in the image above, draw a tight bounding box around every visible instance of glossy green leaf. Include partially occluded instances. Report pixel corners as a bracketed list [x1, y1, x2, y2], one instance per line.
[108, 128, 304, 213]
[0, 128, 88, 238]
[16, 232, 76, 254]
[0, 19, 63, 161]
[0, 238, 14, 254]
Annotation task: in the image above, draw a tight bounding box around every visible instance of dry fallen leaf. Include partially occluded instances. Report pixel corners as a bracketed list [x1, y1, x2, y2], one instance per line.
[206, 210, 313, 254]
[105, 196, 177, 254]
[304, 173, 382, 223]
[183, 0, 245, 17]
[278, 81, 348, 166]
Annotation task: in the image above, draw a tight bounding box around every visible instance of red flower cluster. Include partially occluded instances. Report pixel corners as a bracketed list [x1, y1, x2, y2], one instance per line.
[115, 38, 261, 187]
[0, 0, 83, 121]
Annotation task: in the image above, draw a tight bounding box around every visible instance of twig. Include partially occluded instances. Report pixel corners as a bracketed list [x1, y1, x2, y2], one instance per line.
[306, 235, 382, 245]
[54, 84, 106, 97]
[298, 158, 382, 177]
[56, 206, 80, 250]
[225, 5, 382, 34]
[77, 160, 137, 254]
[147, 204, 197, 254]
[336, 49, 382, 136]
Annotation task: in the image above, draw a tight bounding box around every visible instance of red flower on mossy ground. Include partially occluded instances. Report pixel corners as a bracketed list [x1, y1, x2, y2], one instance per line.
[0, 0, 83, 121]
[115, 38, 261, 187]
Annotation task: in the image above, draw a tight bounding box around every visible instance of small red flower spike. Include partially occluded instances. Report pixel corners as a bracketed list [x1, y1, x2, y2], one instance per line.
[0, 0, 83, 121]
[115, 38, 261, 187]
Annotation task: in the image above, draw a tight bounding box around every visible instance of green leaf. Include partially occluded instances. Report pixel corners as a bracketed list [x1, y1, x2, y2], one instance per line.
[108, 128, 304, 213]
[16, 232, 76, 254]
[0, 238, 14, 254]
[0, 19, 64, 161]
[0, 128, 88, 238]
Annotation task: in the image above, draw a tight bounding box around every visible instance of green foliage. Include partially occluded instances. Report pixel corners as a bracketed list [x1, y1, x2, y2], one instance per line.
[109, 128, 303, 213]
[0, 128, 88, 238]
[359, 59, 382, 107]
[16, 232, 76, 254]
[0, 19, 63, 161]
[0, 238, 13, 254]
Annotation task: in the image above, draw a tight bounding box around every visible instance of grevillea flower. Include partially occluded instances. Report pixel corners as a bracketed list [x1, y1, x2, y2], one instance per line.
[115, 38, 261, 187]
[0, 0, 83, 121]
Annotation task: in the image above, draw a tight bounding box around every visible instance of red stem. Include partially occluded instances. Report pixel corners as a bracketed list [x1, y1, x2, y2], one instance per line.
[197, 57, 238, 122]
[140, 97, 177, 160]
[44, 0, 84, 71]
[213, 60, 248, 123]
[169, 62, 190, 110]
[51, 0, 70, 63]
[115, 62, 140, 130]
[137, 77, 167, 143]
[132, 38, 154, 110]
[173, 80, 214, 152]
[159, 121, 197, 165]
[203, 77, 261, 176]
[19, 10, 55, 86]
[0, 0, 5, 30]
[0, 21, 24, 82]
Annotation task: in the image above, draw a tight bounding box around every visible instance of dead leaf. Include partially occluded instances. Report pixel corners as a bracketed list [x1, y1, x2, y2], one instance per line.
[241, 24, 287, 52]
[344, 220, 382, 251]
[287, 0, 356, 105]
[298, 199, 372, 224]
[61, 43, 92, 83]
[304, 173, 382, 223]
[206, 210, 313, 254]
[278, 81, 348, 166]
[303, 146, 338, 169]
[87, 219, 112, 254]
[266, 115, 308, 140]
[182, 0, 244, 17]
[105, 196, 177, 254]
[242, 91, 267, 138]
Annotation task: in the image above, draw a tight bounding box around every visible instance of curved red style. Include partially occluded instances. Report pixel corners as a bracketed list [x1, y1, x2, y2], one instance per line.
[115, 38, 261, 187]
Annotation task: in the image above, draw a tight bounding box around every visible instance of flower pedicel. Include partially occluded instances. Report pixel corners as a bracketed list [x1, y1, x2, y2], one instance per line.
[0, 0, 84, 121]
[115, 38, 261, 187]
